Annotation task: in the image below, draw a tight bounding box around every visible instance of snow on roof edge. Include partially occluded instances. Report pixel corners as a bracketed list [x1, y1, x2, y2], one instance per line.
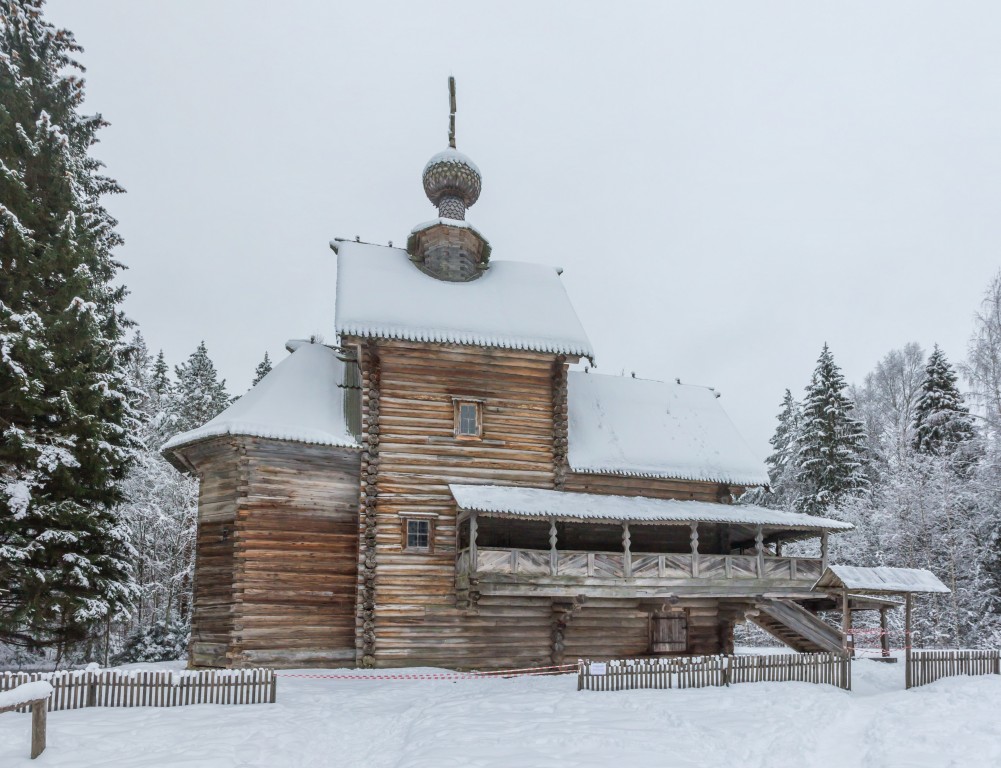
[815, 565, 951, 594]
[449, 484, 852, 530]
[162, 422, 359, 453]
[569, 465, 770, 488]
[335, 322, 594, 358]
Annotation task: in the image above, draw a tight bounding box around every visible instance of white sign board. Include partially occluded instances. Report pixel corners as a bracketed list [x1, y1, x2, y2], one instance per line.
[590, 662, 607, 676]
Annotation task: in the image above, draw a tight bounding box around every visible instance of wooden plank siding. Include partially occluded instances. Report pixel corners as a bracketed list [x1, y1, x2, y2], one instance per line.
[181, 437, 361, 668]
[348, 339, 561, 668]
[178, 338, 760, 669]
[185, 439, 240, 668]
[344, 339, 740, 668]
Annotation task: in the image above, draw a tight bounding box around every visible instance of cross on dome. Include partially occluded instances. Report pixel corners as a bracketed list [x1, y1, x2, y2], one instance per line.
[422, 77, 481, 221]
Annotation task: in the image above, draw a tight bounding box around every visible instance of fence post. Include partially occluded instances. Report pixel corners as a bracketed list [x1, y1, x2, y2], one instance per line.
[269, 670, 277, 704]
[30, 699, 47, 759]
[904, 594, 913, 690]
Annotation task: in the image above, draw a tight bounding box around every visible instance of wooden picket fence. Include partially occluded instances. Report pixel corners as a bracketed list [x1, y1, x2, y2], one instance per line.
[578, 652, 851, 692]
[0, 668, 276, 711]
[907, 649, 1001, 689]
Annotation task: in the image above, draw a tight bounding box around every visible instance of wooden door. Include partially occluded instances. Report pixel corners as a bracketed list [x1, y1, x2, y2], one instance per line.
[651, 613, 688, 654]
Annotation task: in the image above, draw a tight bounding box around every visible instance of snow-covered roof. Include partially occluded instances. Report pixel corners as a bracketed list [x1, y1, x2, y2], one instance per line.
[814, 566, 951, 594]
[334, 241, 594, 359]
[449, 484, 852, 530]
[163, 343, 358, 453]
[567, 372, 770, 486]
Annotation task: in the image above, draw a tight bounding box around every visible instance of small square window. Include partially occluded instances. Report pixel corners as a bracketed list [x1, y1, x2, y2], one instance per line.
[454, 401, 482, 439]
[405, 519, 431, 551]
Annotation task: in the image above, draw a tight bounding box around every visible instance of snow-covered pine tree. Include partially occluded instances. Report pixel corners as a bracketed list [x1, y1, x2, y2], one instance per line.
[764, 390, 802, 508]
[913, 345, 976, 456]
[152, 350, 170, 397]
[251, 351, 272, 386]
[794, 344, 869, 515]
[170, 341, 231, 434]
[0, 0, 138, 652]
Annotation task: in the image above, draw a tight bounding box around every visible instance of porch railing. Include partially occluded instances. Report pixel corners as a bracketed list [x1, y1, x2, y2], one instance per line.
[456, 547, 823, 582]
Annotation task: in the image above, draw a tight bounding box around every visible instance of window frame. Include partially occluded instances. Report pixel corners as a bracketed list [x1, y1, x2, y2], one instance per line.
[452, 398, 483, 440]
[401, 514, 436, 554]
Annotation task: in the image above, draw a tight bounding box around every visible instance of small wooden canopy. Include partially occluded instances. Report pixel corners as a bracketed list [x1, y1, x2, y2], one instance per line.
[815, 565, 949, 681]
[814, 565, 950, 595]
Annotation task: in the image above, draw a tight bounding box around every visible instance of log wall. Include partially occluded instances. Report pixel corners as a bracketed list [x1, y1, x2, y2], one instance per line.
[234, 439, 361, 667]
[178, 436, 361, 668]
[565, 471, 747, 503]
[347, 339, 560, 668]
[343, 340, 739, 668]
[185, 439, 240, 668]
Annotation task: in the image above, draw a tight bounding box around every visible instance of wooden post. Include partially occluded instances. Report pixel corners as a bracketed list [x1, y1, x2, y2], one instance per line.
[469, 513, 478, 573]
[775, 539, 783, 557]
[880, 607, 890, 658]
[905, 592, 913, 689]
[30, 699, 46, 759]
[622, 522, 632, 577]
[690, 522, 700, 577]
[820, 531, 829, 571]
[841, 588, 852, 657]
[754, 527, 764, 577]
[549, 518, 558, 576]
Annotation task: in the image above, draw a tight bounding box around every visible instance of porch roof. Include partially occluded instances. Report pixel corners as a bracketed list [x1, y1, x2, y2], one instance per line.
[449, 484, 852, 531]
[814, 566, 950, 594]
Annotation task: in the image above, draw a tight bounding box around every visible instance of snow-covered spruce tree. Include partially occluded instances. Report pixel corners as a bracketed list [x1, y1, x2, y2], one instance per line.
[251, 351, 272, 386]
[762, 389, 802, 508]
[794, 344, 869, 516]
[170, 341, 231, 434]
[913, 345, 976, 457]
[0, 0, 137, 652]
[116, 333, 196, 661]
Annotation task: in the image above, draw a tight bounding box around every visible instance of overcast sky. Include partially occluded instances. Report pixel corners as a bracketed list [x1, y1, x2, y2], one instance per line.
[46, 0, 1001, 457]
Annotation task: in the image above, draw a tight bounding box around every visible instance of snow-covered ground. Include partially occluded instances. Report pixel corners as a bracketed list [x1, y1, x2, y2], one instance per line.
[2, 653, 1000, 767]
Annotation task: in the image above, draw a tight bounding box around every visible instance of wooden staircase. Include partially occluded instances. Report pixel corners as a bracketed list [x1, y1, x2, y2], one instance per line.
[749, 599, 844, 653]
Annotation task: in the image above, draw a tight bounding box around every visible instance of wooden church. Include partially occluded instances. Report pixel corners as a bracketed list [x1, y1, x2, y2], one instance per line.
[164, 84, 886, 670]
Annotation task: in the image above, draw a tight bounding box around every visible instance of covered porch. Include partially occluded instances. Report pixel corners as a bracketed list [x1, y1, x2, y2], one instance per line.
[450, 484, 852, 600]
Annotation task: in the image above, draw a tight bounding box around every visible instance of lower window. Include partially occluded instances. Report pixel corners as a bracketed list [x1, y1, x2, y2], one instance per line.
[402, 517, 434, 552]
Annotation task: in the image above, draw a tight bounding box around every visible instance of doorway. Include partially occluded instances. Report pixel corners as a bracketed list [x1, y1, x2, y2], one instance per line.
[651, 612, 688, 654]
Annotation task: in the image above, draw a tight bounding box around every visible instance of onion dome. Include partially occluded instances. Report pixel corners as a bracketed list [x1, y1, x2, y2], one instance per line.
[422, 147, 482, 220]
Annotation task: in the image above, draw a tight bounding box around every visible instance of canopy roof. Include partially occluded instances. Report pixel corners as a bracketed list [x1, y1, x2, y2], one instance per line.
[814, 566, 950, 594]
[449, 484, 851, 531]
[567, 373, 770, 486]
[333, 241, 594, 359]
[163, 343, 358, 453]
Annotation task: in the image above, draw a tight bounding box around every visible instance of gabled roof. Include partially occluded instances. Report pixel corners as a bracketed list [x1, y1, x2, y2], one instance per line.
[449, 484, 851, 530]
[162, 343, 358, 453]
[814, 566, 950, 594]
[567, 372, 770, 486]
[333, 241, 594, 359]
